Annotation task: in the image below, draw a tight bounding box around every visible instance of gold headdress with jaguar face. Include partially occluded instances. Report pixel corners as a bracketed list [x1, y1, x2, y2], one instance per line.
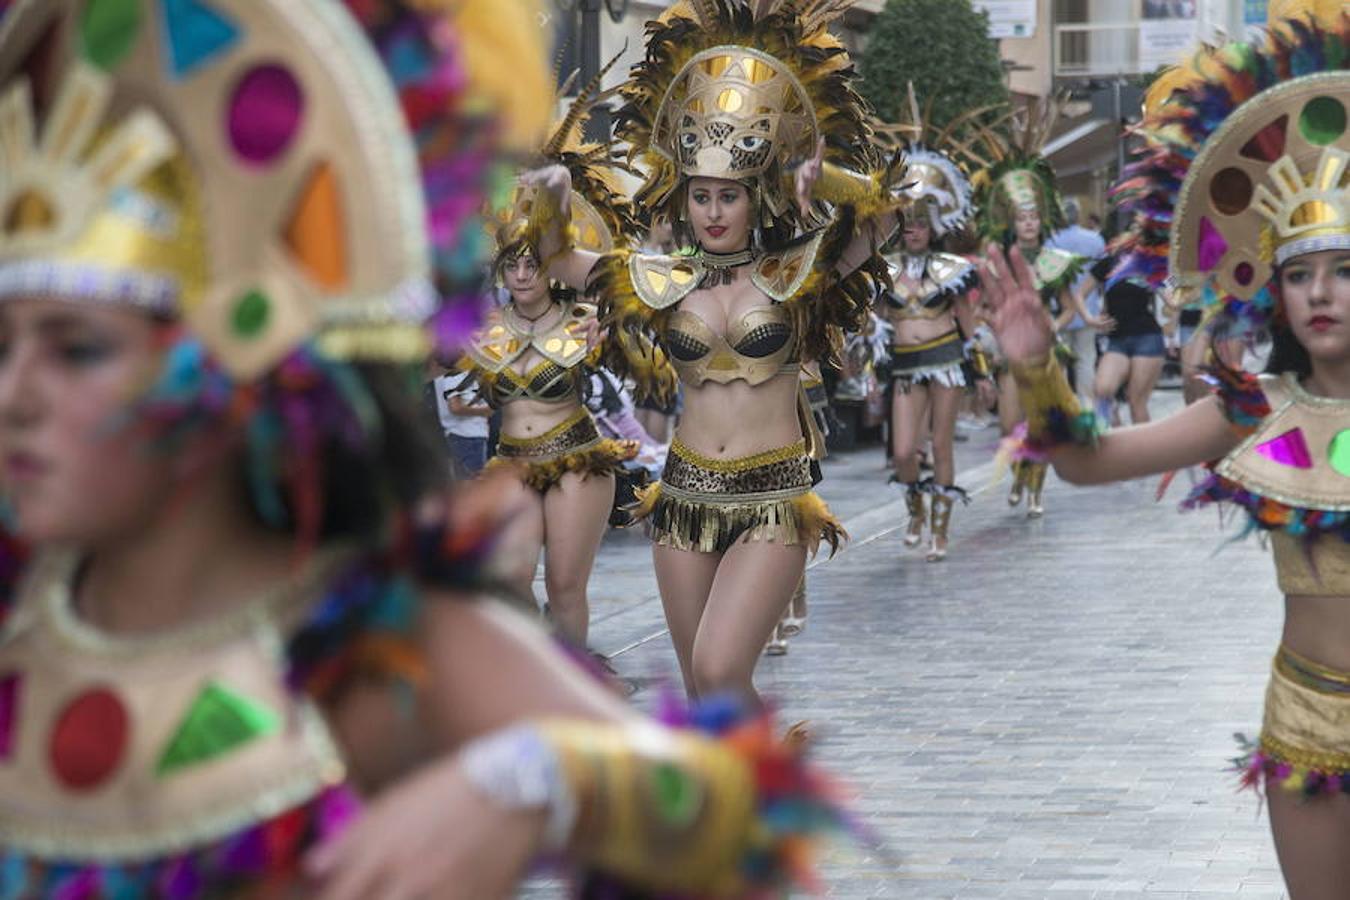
[618, 0, 877, 229]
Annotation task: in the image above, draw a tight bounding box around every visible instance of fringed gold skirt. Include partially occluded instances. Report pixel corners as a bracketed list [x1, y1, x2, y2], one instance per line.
[633, 437, 844, 556]
[486, 408, 637, 493]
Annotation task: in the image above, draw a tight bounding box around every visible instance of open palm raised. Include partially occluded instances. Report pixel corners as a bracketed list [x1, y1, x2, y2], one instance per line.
[980, 243, 1055, 363]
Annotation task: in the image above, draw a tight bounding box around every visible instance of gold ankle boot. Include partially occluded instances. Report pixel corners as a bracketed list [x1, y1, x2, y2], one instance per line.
[903, 484, 926, 547]
[1007, 459, 1026, 507]
[1026, 462, 1048, 518]
[927, 492, 954, 562]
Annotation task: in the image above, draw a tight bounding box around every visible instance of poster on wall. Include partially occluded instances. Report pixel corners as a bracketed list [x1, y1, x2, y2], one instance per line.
[1139, 0, 1198, 70]
[971, 0, 1037, 39]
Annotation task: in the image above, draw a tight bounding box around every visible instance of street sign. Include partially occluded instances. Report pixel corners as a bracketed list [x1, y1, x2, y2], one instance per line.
[972, 0, 1037, 39]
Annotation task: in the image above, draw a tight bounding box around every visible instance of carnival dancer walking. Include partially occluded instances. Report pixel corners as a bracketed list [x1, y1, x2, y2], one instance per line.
[959, 101, 1086, 517]
[463, 70, 668, 648]
[880, 94, 987, 560]
[982, 12, 1350, 896]
[0, 1, 855, 896]
[524, 0, 909, 702]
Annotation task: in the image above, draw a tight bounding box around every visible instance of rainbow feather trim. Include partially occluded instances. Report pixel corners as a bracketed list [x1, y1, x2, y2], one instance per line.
[579, 693, 865, 899]
[1234, 734, 1350, 800]
[0, 785, 359, 900]
[1109, 14, 1350, 334]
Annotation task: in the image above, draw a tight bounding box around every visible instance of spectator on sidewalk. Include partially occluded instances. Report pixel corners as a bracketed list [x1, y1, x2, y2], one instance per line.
[433, 365, 492, 480]
[1047, 198, 1106, 404]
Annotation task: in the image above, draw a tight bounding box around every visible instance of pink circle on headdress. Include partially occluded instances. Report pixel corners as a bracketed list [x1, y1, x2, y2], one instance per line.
[228, 64, 304, 166]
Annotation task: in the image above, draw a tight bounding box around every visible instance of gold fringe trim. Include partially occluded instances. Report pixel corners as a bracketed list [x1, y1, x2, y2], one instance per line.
[635, 482, 845, 557]
[1258, 732, 1350, 776]
[487, 439, 637, 493]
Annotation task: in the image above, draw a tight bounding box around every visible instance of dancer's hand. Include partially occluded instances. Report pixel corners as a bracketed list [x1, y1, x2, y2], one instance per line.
[794, 138, 826, 217]
[981, 243, 1054, 363]
[307, 756, 544, 900]
[520, 164, 573, 218]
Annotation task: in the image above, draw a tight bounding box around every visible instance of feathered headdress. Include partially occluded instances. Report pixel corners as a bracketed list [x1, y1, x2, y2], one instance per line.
[615, 0, 876, 231]
[1111, 12, 1350, 334]
[949, 96, 1067, 243]
[873, 84, 975, 238]
[489, 50, 640, 264]
[0, 0, 548, 546]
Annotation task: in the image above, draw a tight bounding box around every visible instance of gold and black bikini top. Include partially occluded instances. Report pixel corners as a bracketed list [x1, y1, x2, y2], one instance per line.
[465, 301, 595, 405]
[882, 252, 975, 320]
[628, 233, 823, 387]
[664, 304, 799, 386]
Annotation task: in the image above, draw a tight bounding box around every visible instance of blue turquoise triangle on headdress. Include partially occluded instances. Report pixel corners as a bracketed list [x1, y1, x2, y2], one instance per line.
[158, 0, 240, 79]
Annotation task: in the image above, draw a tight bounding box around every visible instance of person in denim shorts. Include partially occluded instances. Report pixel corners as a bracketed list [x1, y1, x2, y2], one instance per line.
[1070, 254, 1165, 424]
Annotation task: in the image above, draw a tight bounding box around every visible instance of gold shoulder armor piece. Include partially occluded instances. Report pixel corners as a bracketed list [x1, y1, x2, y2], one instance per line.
[928, 252, 974, 285]
[1033, 248, 1080, 291]
[630, 254, 703, 310]
[1216, 373, 1350, 513]
[751, 230, 824, 303]
[531, 302, 595, 368]
[467, 313, 527, 373]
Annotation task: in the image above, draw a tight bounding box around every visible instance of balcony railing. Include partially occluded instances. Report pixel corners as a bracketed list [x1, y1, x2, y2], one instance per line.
[1054, 22, 1144, 77]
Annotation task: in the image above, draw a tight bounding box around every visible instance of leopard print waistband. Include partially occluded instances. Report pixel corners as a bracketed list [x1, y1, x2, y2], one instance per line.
[496, 410, 600, 461]
[661, 439, 812, 500]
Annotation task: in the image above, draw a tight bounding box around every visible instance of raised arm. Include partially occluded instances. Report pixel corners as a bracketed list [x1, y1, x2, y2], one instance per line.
[982, 243, 1240, 483]
[518, 164, 604, 292]
[792, 140, 902, 278]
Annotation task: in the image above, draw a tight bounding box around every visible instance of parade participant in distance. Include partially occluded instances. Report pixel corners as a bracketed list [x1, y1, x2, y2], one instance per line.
[463, 64, 670, 647]
[960, 101, 1087, 517]
[879, 90, 986, 561]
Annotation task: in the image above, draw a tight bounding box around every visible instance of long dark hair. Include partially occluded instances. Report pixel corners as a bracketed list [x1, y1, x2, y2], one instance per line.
[1262, 277, 1312, 378]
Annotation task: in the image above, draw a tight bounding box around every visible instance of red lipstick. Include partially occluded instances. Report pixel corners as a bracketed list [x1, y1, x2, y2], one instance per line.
[4, 451, 47, 483]
[1309, 315, 1339, 332]
[705, 226, 727, 237]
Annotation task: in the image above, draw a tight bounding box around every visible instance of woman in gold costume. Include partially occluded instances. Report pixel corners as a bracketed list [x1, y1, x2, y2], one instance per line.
[462, 74, 664, 648]
[983, 11, 1350, 896]
[526, 0, 906, 702]
[960, 102, 1087, 517]
[0, 1, 854, 897]
[878, 96, 986, 561]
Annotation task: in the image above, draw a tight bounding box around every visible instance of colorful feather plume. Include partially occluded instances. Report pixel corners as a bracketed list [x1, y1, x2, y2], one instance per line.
[1109, 12, 1350, 333]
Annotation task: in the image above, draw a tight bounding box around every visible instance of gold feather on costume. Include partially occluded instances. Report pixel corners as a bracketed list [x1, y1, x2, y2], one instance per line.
[420, 0, 553, 151]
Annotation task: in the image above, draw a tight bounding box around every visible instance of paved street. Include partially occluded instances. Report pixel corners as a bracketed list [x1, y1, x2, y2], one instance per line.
[528, 390, 1290, 898]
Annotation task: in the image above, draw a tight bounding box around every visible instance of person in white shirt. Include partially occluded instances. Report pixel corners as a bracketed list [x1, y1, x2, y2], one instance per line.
[435, 367, 492, 480]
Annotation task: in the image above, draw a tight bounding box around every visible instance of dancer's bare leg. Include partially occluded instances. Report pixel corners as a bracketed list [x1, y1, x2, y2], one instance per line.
[541, 470, 614, 647]
[653, 543, 721, 697]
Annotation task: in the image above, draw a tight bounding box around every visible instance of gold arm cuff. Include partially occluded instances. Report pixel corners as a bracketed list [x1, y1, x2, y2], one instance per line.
[538, 720, 755, 894]
[812, 162, 904, 222]
[1009, 353, 1083, 441]
[968, 346, 992, 378]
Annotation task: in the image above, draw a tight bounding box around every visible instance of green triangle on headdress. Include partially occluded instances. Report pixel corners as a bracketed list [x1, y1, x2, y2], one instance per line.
[156, 682, 281, 777]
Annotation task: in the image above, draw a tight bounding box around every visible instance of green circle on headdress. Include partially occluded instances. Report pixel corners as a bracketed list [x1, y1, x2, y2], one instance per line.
[1299, 97, 1346, 147]
[1328, 430, 1350, 478]
[81, 0, 143, 71]
[231, 290, 271, 338]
